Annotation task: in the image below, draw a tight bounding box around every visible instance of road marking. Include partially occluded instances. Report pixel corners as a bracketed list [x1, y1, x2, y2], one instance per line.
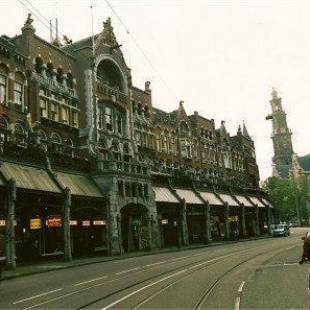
[234, 281, 245, 310]
[116, 267, 140, 275]
[146, 260, 168, 267]
[74, 276, 108, 286]
[13, 288, 63, 305]
[101, 270, 187, 310]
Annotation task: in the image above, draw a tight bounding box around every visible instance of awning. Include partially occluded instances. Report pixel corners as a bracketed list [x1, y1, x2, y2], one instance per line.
[248, 196, 265, 208]
[199, 191, 222, 206]
[153, 187, 179, 203]
[56, 172, 103, 198]
[175, 189, 203, 205]
[219, 193, 239, 207]
[235, 195, 253, 207]
[1, 162, 61, 193]
[262, 198, 274, 208]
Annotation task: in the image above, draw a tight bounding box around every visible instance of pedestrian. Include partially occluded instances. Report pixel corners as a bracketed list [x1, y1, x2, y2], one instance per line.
[299, 228, 310, 264]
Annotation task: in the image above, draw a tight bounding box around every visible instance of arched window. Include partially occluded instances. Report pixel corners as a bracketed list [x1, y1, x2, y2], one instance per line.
[0, 64, 8, 105]
[50, 132, 63, 153]
[64, 138, 74, 157]
[96, 60, 124, 92]
[67, 72, 73, 89]
[35, 57, 43, 74]
[46, 62, 54, 80]
[180, 121, 189, 138]
[56, 68, 63, 84]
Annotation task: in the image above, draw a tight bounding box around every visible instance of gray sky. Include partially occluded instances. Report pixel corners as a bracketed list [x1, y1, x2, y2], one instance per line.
[1, 0, 310, 181]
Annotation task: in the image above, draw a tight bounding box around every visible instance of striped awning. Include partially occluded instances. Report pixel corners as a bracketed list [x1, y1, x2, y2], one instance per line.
[153, 187, 179, 203]
[262, 198, 274, 208]
[1, 162, 61, 193]
[235, 195, 253, 207]
[199, 191, 222, 206]
[175, 189, 203, 205]
[218, 193, 239, 207]
[248, 196, 265, 208]
[56, 172, 103, 198]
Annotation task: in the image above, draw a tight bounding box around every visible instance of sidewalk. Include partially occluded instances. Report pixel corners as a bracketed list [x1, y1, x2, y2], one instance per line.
[1, 235, 271, 281]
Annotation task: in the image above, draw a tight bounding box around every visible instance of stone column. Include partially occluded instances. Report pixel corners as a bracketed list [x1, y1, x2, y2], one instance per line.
[255, 205, 260, 236]
[63, 187, 72, 262]
[204, 202, 211, 243]
[180, 199, 189, 246]
[147, 214, 153, 250]
[224, 203, 230, 240]
[5, 179, 16, 270]
[241, 205, 246, 238]
[267, 206, 272, 235]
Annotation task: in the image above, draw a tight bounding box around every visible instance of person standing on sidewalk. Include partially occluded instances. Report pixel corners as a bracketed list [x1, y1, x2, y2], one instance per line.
[299, 228, 310, 264]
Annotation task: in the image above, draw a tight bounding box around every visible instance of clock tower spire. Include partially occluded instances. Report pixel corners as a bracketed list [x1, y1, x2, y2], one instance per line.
[266, 88, 294, 178]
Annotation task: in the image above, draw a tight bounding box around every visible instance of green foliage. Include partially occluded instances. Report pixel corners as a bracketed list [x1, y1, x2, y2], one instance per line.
[262, 176, 309, 223]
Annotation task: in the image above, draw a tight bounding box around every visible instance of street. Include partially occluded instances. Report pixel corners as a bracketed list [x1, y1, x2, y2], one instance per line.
[0, 228, 308, 309]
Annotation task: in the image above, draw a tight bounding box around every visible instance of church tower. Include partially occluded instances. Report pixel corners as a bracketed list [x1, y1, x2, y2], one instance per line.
[266, 89, 294, 178]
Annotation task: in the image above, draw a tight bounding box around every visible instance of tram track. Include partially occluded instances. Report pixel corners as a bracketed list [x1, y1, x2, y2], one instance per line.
[78, 241, 299, 310]
[100, 241, 299, 310]
[16, 237, 301, 310]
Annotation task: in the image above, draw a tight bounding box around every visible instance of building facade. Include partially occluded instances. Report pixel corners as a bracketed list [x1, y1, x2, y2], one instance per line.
[0, 15, 272, 269]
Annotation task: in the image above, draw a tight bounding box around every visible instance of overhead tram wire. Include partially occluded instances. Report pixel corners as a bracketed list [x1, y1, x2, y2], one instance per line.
[103, 0, 179, 102]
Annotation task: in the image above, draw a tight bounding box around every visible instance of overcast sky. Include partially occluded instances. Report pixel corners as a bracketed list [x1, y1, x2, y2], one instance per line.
[1, 0, 309, 181]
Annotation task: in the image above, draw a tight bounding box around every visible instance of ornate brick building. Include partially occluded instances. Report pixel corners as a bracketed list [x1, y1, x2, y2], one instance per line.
[0, 15, 272, 268]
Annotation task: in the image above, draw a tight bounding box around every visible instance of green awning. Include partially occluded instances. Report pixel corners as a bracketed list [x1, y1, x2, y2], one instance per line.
[1, 162, 61, 193]
[56, 172, 103, 198]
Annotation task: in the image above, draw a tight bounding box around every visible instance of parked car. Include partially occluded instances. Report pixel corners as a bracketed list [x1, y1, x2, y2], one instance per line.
[272, 223, 290, 237]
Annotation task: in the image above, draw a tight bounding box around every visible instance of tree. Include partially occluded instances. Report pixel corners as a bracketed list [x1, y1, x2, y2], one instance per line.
[262, 176, 309, 225]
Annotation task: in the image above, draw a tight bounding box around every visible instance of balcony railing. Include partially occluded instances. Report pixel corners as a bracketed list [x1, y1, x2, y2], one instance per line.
[96, 82, 127, 105]
[98, 160, 150, 176]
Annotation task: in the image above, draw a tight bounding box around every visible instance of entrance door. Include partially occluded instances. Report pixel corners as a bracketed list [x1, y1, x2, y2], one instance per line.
[121, 204, 149, 253]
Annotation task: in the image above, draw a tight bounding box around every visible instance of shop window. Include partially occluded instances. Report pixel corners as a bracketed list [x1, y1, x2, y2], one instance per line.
[105, 106, 112, 131]
[40, 98, 48, 118]
[50, 102, 59, 121]
[14, 81, 23, 105]
[61, 106, 69, 124]
[0, 74, 7, 104]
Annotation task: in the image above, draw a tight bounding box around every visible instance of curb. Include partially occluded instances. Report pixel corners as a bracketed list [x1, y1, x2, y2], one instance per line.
[1, 235, 272, 281]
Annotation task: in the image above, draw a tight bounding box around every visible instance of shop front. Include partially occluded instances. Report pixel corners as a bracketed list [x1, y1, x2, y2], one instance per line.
[154, 187, 181, 248]
[175, 189, 204, 245]
[55, 171, 106, 257]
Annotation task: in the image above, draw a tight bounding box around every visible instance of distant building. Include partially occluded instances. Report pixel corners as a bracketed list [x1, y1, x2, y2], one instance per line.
[0, 15, 272, 269]
[267, 89, 310, 178]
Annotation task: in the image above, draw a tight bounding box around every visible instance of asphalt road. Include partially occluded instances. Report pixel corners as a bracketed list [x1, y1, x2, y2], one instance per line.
[0, 228, 308, 309]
